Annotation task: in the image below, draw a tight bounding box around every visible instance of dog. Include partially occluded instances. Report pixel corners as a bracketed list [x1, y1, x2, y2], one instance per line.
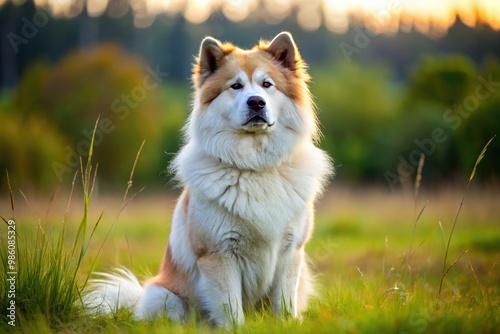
[83, 31, 333, 326]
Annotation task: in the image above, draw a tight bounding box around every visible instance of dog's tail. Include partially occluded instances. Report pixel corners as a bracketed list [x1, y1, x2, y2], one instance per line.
[82, 267, 144, 315]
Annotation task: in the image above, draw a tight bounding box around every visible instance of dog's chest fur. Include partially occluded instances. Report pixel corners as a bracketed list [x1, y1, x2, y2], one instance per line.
[175, 141, 329, 304]
[176, 141, 327, 230]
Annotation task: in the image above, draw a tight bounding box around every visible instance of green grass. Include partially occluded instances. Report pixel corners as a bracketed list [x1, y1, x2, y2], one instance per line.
[1, 140, 499, 333]
[1, 184, 498, 333]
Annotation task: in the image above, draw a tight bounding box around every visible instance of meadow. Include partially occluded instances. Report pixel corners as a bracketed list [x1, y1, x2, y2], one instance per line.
[1, 158, 498, 333]
[1, 1, 499, 333]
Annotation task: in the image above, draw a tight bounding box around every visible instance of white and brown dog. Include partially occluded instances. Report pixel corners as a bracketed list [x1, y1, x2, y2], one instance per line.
[83, 32, 333, 326]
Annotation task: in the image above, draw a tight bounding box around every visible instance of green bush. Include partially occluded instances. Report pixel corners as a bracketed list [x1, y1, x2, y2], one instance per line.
[406, 55, 476, 107]
[2, 48, 498, 189]
[156, 84, 190, 183]
[374, 102, 458, 186]
[312, 55, 498, 186]
[312, 61, 401, 181]
[404, 56, 499, 182]
[456, 58, 500, 179]
[12, 45, 169, 188]
[0, 111, 67, 189]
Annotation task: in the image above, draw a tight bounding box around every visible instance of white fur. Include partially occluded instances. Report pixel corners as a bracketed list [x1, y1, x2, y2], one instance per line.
[82, 268, 143, 314]
[169, 142, 330, 325]
[135, 284, 187, 321]
[83, 33, 333, 327]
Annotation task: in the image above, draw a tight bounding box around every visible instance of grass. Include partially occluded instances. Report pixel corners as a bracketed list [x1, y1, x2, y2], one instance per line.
[0, 139, 499, 333]
[1, 186, 499, 333]
[438, 135, 496, 295]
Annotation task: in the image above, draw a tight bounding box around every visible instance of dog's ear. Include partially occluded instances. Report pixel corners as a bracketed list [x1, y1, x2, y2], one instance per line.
[197, 37, 225, 78]
[265, 32, 299, 71]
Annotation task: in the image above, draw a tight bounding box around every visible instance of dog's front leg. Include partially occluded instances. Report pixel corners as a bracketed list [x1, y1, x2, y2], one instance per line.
[270, 247, 304, 319]
[196, 253, 243, 326]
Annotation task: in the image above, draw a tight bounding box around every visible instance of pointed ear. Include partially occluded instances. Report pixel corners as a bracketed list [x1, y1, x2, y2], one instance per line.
[198, 36, 225, 78]
[265, 32, 299, 70]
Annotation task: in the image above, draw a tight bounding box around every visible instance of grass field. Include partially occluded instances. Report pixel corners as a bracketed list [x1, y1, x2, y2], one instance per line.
[1, 176, 498, 333]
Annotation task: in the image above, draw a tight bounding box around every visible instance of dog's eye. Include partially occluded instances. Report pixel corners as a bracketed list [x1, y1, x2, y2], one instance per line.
[231, 83, 243, 90]
[262, 81, 273, 88]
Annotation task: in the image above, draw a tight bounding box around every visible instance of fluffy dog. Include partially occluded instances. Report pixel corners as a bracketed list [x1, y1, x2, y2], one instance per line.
[83, 31, 333, 326]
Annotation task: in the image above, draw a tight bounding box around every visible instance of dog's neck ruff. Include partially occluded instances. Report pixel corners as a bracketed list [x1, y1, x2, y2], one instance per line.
[172, 139, 332, 226]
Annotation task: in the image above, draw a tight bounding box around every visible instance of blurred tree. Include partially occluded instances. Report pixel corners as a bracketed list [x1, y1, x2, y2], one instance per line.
[2, 41, 498, 190]
[384, 56, 477, 186]
[456, 58, 500, 181]
[312, 61, 401, 182]
[0, 111, 67, 189]
[312, 55, 498, 187]
[404, 55, 499, 183]
[373, 102, 459, 188]
[406, 55, 476, 107]
[12, 44, 167, 188]
[155, 83, 190, 184]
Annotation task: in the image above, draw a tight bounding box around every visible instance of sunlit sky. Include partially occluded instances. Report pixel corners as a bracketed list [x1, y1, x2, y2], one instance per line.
[2, 0, 500, 36]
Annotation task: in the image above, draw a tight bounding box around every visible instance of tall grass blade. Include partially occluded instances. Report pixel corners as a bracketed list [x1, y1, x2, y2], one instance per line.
[405, 153, 426, 284]
[44, 187, 59, 222]
[438, 135, 495, 295]
[469, 135, 495, 182]
[441, 249, 469, 282]
[122, 140, 145, 210]
[6, 169, 15, 218]
[414, 153, 425, 212]
[63, 170, 79, 245]
[438, 221, 445, 249]
[1, 172, 19, 238]
[71, 117, 100, 257]
[82, 140, 146, 287]
[408, 201, 427, 264]
[71, 118, 101, 293]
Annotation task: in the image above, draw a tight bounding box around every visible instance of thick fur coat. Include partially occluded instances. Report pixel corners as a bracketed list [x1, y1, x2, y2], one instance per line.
[83, 32, 333, 326]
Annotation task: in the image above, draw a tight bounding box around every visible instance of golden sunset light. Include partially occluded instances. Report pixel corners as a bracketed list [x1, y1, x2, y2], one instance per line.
[2, 0, 500, 331]
[2, 0, 500, 35]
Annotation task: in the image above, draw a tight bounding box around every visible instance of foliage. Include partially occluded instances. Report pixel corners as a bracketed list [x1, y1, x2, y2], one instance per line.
[402, 56, 499, 184]
[1, 181, 498, 333]
[0, 107, 497, 333]
[455, 58, 500, 179]
[0, 111, 67, 189]
[1, 46, 499, 190]
[311, 61, 401, 181]
[405, 55, 476, 107]
[311, 55, 499, 187]
[11, 44, 166, 187]
[0, 134, 100, 327]
[155, 83, 190, 182]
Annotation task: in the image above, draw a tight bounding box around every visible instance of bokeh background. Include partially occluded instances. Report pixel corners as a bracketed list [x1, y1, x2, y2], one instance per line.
[1, 0, 499, 193]
[0, 1, 499, 332]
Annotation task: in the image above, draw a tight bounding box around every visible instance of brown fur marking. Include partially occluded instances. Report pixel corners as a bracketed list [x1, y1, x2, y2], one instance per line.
[193, 40, 312, 111]
[149, 189, 193, 299]
[150, 244, 193, 299]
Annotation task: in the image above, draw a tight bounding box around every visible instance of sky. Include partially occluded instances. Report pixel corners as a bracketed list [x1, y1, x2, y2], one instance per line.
[1, 0, 500, 36]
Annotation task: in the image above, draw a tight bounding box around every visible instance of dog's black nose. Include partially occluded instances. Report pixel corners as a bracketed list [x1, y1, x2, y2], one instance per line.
[247, 96, 266, 111]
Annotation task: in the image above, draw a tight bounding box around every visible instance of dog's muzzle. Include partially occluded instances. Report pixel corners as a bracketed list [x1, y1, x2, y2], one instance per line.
[243, 96, 274, 127]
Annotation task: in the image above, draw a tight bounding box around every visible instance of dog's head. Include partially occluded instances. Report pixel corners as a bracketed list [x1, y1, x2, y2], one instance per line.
[187, 32, 318, 170]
